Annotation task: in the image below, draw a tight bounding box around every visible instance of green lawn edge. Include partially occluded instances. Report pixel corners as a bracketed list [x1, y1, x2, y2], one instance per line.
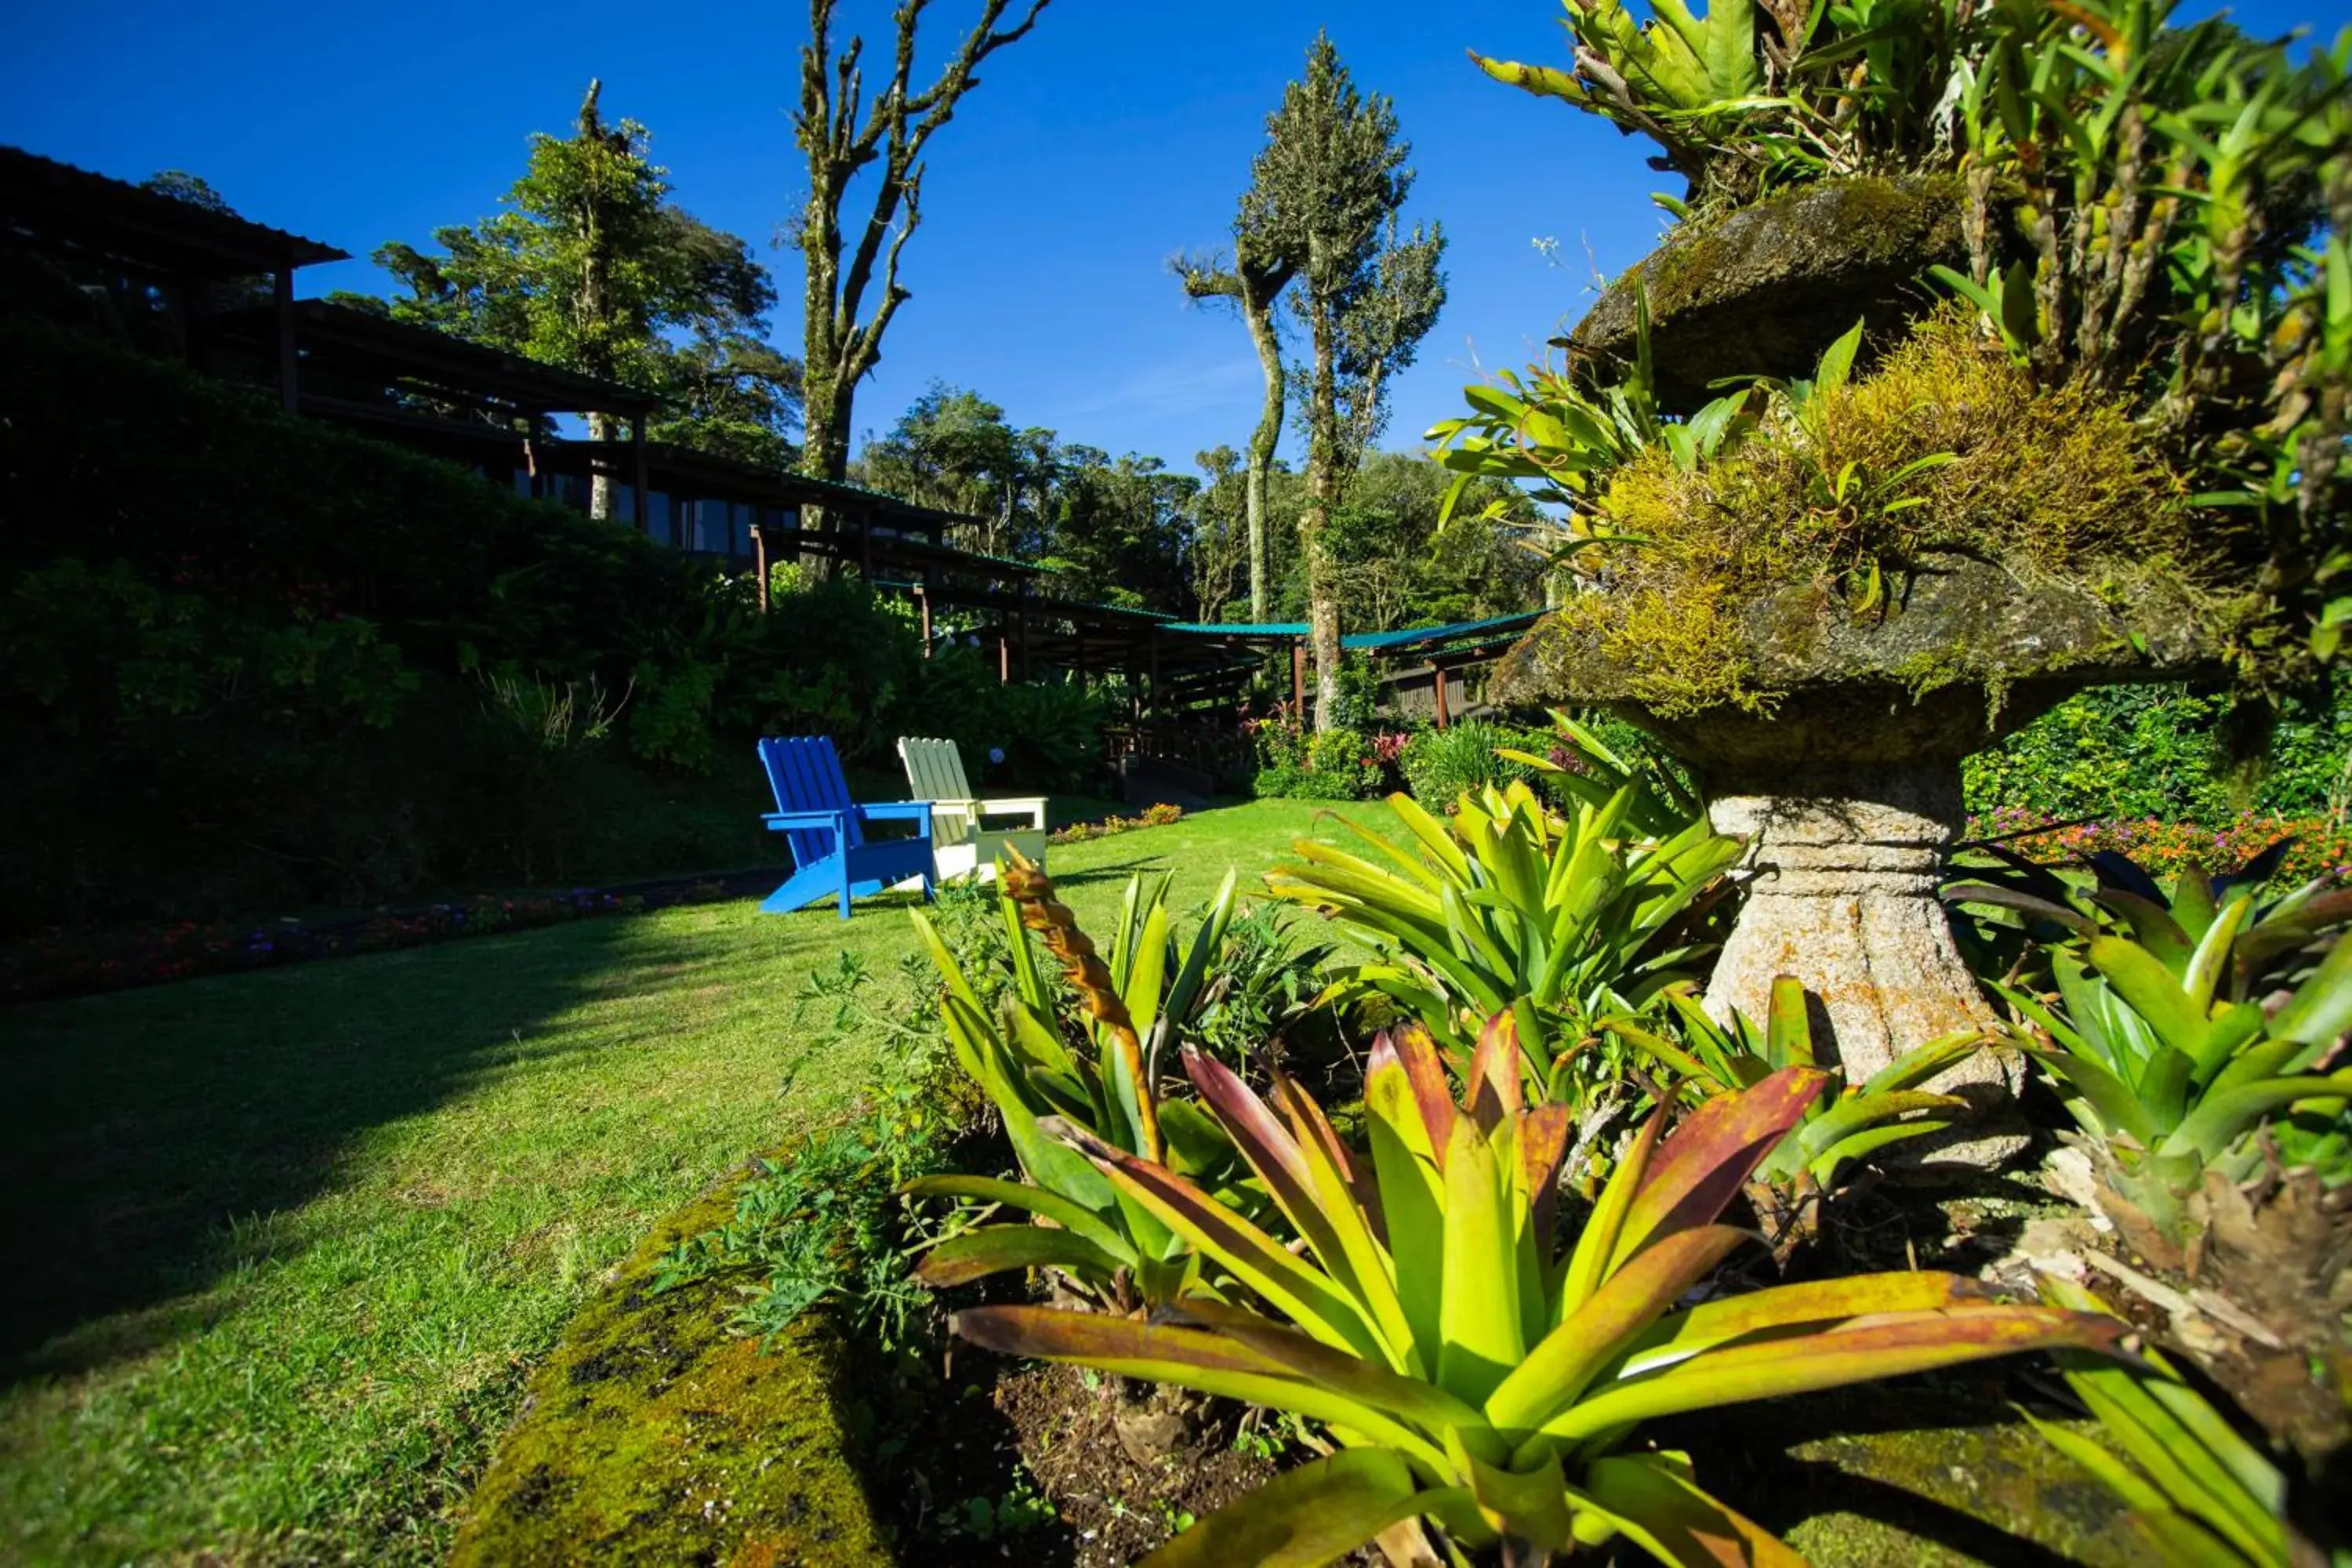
[449, 1143, 891, 1568]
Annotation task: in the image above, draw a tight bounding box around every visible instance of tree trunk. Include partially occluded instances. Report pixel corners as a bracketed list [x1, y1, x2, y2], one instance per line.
[1300, 287, 1343, 730]
[1301, 470, 1343, 729]
[797, 383, 851, 575]
[1242, 298, 1284, 624]
[586, 410, 617, 521]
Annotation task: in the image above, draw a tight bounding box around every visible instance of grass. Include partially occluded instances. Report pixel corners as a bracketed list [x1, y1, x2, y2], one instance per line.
[0, 797, 1392, 1566]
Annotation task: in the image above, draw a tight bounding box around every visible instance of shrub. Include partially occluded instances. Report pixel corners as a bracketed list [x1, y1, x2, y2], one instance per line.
[1249, 720, 1394, 800]
[985, 677, 1104, 793]
[1397, 718, 1546, 807]
[1964, 682, 2352, 827]
[0, 318, 1046, 927]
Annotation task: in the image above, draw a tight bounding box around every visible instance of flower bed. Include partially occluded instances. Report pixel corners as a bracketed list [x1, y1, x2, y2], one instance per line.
[0, 870, 779, 1007]
[1047, 800, 1183, 844]
[1962, 809, 2352, 886]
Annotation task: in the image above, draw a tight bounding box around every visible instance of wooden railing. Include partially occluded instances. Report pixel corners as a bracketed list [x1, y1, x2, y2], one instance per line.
[1101, 723, 1253, 779]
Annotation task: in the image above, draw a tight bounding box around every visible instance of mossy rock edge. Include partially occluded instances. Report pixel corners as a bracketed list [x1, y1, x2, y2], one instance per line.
[450, 1146, 894, 1568]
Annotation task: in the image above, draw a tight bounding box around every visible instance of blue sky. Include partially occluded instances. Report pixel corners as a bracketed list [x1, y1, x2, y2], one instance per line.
[2, 0, 2330, 476]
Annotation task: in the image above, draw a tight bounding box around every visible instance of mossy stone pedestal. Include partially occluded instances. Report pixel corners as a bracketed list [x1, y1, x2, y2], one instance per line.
[1657, 700, 2030, 1167]
[1498, 558, 2217, 1167]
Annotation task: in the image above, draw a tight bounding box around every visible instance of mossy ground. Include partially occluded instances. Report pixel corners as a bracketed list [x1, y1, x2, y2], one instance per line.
[448, 1156, 887, 1567]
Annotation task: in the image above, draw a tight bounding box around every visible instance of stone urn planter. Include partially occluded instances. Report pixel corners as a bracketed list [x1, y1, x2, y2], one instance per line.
[1477, 172, 2238, 1166]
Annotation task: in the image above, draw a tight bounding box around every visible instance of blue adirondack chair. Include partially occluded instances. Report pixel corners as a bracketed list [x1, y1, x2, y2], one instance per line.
[755, 736, 936, 918]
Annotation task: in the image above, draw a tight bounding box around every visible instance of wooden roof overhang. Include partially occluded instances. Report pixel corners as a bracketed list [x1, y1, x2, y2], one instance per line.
[209, 300, 658, 418]
[0, 145, 347, 276]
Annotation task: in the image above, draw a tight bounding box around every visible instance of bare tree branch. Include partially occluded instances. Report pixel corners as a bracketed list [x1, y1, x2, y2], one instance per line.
[795, 0, 1053, 487]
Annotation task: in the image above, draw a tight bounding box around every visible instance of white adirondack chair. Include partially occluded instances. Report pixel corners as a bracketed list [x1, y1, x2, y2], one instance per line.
[895, 736, 1047, 884]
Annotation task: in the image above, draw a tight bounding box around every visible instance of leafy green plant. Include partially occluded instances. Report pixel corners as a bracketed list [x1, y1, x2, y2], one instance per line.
[904, 858, 1242, 1309]
[1253, 720, 1394, 800]
[1265, 779, 1740, 1092]
[990, 676, 1105, 792]
[1496, 710, 1702, 840]
[953, 1034, 2121, 1566]
[2031, 1275, 2303, 1568]
[1398, 720, 1548, 811]
[1950, 850, 2352, 1238]
[1471, 0, 1986, 214]
[1186, 902, 1340, 1078]
[1426, 289, 1755, 541]
[1602, 977, 1983, 1231]
[652, 1021, 953, 1349]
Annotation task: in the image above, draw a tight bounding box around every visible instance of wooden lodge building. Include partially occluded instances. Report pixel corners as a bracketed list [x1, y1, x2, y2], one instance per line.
[2, 143, 1537, 747]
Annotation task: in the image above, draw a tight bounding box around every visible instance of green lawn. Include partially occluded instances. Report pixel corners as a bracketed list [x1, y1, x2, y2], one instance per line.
[0, 797, 1392, 1566]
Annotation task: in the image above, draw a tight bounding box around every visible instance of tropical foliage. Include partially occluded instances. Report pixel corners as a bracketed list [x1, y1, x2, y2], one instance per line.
[1467, 0, 2350, 675]
[906, 858, 1241, 1309]
[1265, 779, 1741, 1094]
[2031, 1276, 2305, 1568]
[1948, 846, 2352, 1236]
[1472, 0, 1992, 215]
[1602, 976, 1983, 1210]
[952, 1041, 2120, 1566]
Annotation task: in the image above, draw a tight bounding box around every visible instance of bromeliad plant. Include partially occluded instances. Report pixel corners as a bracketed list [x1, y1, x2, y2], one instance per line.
[1266, 780, 1740, 1099]
[1427, 289, 1758, 541]
[1601, 977, 1984, 1241]
[1495, 710, 1703, 842]
[904, 857, 1243, 1309]
[2029, 1275, 2308, 1568]
[1950, 845, 2352, 1241]
[953, 1025, 2122, 1566]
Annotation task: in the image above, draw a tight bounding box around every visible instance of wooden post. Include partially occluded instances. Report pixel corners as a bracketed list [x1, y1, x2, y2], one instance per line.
[1432, 661, 1450, 729]
[1290, 638, 1306, 724]
[753, 525, 771, 611]
[998, 635, 1010, 682]
[630, 412, 648, 530]
[1147, 630, 1161, 724]
[274, 269, 299, 415]
[917, 586, 932, 656]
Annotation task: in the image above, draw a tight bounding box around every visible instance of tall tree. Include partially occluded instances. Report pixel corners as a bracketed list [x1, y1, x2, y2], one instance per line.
[858, 381, 1058, 555]
[793, 0, 1051, 521]
[370, 82, 799, 513]
[1257, 35, 1446, 726]
[1173, 220, 1295, 622]
[140, 170, 236, 214]
[1189, 445, 1250, 621]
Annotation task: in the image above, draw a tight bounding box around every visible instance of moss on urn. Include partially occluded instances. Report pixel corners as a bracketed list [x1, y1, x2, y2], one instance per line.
[1571, 173, 1994, 411]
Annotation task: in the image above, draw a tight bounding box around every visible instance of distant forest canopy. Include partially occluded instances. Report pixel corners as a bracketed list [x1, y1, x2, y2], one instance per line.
[852, 381, 1549, 626]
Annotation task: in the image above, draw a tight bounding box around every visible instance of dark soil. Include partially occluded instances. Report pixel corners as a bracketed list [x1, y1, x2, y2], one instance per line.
[993, 1364, 1290, 1566]
[860, 1345, 1323, 1567]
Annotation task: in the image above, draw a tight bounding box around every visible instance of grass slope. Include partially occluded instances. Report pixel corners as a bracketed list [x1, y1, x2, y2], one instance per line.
[0, 798, 1388, 1566]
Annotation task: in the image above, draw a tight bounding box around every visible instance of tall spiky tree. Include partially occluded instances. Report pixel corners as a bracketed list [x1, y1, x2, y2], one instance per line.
[794, 0, 1051, 538]
[1257, 34, 1446, 726]
[372, 82, 794, 511]
[1173, 223, 1295, 622]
